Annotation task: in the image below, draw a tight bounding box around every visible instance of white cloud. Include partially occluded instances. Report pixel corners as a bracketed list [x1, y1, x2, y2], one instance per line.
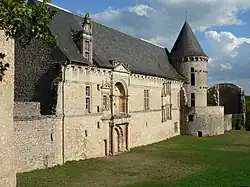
[92, 0, 250, 48]
[91, 0, 250, 94]
[205, 31, 250, 94]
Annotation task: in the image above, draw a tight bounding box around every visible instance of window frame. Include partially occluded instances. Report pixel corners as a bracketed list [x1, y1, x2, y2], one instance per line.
[144, 89, 150, 111]
[191, 67, 195, 86]
[86, 85, 91, 113]
[191, 93, 195, 107]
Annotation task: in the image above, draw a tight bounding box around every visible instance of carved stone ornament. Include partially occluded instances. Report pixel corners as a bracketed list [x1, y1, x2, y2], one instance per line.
[83, 13, 92, 33]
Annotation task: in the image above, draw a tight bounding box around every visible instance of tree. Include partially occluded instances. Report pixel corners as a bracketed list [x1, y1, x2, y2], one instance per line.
[0, 0, 56, 81]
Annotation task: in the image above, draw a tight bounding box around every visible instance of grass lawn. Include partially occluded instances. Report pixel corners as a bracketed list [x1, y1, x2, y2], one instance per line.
[17, 131, 250, 187]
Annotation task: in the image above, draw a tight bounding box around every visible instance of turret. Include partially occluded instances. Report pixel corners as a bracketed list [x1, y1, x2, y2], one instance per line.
[170, 21, 209, 108]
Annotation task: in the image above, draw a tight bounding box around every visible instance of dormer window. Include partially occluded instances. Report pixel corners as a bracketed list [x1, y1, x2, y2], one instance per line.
[85, 52, 90, 61]
[85, 41, 90, 51]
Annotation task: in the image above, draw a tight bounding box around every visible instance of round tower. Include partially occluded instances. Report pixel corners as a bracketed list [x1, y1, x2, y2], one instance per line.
[170, 21, 209, 108]
[170, 21, 209, 135]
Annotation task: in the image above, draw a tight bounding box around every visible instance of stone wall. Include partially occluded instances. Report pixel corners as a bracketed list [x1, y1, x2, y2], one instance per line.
[224, 114, 232, 131]
[14, 102, 41, 117]
[184, 106, 225, 136]
[14, 102, 62, 173]
[0, 30, 16, 187]
[206, 106, 225, 136]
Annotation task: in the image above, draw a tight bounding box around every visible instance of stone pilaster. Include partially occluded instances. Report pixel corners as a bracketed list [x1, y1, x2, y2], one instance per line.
[0, 30, 16, 187]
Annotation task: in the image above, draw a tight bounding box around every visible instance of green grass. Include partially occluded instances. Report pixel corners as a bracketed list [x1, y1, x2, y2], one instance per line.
[17, 131, 250, 187]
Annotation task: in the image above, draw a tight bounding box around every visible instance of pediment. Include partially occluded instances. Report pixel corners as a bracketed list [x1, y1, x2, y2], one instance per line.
[114, 63, 130, 74]
[101, 83, 110, 89]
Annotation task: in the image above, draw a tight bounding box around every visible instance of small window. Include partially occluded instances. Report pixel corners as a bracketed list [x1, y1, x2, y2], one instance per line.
[85, 41, 90, 51]
[103, 95, 109, 110]
[174, 122, 178, 133]
[97, 106, 100, 112]
[188, 115, 194, 122]
[86, 86, 91, 113]
[85, 52, 90, 61]
[144, 89, 149, 110]
[50, 133, 54, 142]
[97, 122, 100, 129]
[191, 93, 195, 107]
[97, 84, 100, 91]
[85, 130, 88, 137]
[191, 67, 195, 86]
[162, 106, 166, 122]
[163, 82, 171, 96]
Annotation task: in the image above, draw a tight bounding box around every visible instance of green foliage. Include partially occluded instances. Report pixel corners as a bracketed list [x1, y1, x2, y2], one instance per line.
[0, 0, 56, 82]
[0, 0, 56, 47]
[207, 87, 216, 106]
[17, 131, 250, 187]
[0, 53, 9, 81]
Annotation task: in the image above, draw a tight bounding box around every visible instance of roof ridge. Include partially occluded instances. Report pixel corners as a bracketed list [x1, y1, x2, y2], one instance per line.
[36, 0, 72, 13]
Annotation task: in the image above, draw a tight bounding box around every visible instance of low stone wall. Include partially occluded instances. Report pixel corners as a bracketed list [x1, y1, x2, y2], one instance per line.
[224, 114, 232, 131]
[14, 113, 62, 173]
[206, 106, 225, 136]
[14, 102, 41, 117]
[184, 106, 225, 137]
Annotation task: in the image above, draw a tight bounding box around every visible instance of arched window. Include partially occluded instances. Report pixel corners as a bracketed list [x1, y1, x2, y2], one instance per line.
[114, 82, 127, 113]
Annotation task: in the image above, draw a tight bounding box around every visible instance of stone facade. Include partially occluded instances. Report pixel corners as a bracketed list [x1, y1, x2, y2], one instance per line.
[0, 31, 16, 187]
[0, 3, 235, 185]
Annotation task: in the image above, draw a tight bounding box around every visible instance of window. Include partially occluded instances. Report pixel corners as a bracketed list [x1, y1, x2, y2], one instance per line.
[163, 82, 171, 96]
[174, 122, 178, 133]
[144, 89, 149, 110]
[162, 104, 172, 122]
[188, 115, 194, 122]
[85, 41, 90, 51]
[162, 106, 166, 122]
[177, 92, 180, 108]
[85, 52, 89, 61]
[97, 122, 100, 129]
[167, 105, 172, 120]
[102, 95, 109, 110]
[85, 130, 88, 137]
[191, 67, 195, 86]
[191, 93, 195, 107]
[86, 86, 91, 113]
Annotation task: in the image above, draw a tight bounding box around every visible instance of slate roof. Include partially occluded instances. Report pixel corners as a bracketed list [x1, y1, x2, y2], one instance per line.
[170, 22, 208, 59]
[32, 0, 185, 81]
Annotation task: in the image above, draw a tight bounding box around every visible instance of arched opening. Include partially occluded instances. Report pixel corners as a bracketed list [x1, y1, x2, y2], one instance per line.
[179, 88, 187, 134]
[114, 82, 127, 113]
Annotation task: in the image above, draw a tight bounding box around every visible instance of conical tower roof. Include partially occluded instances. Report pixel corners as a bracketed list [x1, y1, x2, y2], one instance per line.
[170, 22, 208, 59]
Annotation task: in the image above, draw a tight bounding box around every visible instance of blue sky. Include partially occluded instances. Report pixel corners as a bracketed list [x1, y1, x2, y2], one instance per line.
[50, 0, 250, 94]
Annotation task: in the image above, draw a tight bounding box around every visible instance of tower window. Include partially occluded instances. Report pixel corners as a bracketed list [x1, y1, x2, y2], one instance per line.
[86, 86, 91, 113]
[191, 67, 195, 86]
[191, 93, 195, 107]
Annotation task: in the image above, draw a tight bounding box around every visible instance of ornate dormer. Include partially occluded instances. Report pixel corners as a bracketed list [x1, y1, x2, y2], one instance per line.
[72, 13, 93, 64]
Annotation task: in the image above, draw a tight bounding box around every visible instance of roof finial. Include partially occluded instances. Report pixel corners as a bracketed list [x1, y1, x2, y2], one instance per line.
[185, 10, 188, 22]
